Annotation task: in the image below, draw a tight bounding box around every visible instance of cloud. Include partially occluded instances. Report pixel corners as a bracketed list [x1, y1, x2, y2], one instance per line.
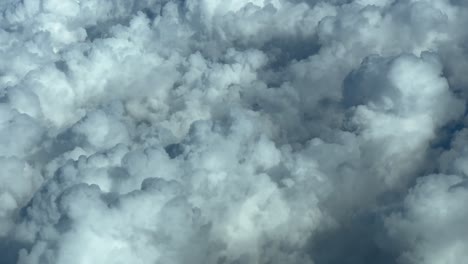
[0, 0, 468, 263]
[385, 174, 468, 264]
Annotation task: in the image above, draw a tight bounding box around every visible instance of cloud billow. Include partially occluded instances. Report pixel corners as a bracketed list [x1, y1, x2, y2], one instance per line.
[0, 0, 467, 263]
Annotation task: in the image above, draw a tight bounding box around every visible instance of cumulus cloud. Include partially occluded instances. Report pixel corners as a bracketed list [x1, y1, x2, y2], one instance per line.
[1, 0, 468, 263]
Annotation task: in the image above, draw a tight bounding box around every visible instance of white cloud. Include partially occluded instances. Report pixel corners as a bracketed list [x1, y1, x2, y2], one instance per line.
[1, 0, 468, 263]
[385, 174, 468, 264]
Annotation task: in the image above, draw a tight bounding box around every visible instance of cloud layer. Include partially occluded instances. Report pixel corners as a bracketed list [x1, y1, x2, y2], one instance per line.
[1, 0, 468, 263]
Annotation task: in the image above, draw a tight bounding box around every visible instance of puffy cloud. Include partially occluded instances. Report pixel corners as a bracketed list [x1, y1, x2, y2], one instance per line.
[0, 105, 44, 158]
[0, 157, 41, 236]
[0, 0, 468, 264]
[385, 174, 468, 264]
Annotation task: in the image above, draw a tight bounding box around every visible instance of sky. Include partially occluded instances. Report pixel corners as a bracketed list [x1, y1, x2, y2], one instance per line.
[0, 0, 468, 263]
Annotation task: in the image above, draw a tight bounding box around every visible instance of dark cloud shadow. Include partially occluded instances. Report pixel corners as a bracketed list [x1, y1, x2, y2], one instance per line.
[0, 237, 30, 264]
[307, 210, 399, 264]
